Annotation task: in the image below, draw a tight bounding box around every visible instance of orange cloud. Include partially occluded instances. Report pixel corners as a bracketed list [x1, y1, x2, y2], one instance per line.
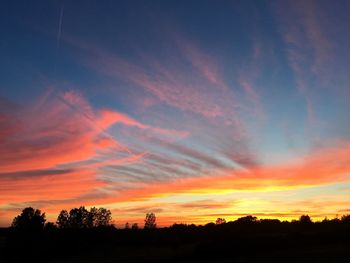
[100, 140, 350, 202]
[0, 169, 104, 205]
[0, 89, 189, 223]
[2, 140, 349, 226]
[97, 109, 188, 139]
[0, 90, 186, 174]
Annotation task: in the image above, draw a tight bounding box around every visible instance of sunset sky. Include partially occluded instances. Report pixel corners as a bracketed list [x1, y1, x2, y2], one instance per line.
[1, 0, 350, 227]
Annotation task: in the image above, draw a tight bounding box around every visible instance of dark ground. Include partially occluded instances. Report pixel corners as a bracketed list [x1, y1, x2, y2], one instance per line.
[1, 221, 350, 263]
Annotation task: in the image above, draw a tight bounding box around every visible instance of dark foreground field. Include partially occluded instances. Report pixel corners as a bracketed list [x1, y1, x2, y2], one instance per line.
[1, 220, 350, 263]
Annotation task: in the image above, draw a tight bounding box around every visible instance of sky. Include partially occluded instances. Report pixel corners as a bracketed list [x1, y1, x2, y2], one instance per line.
[1, 0, 350, 227]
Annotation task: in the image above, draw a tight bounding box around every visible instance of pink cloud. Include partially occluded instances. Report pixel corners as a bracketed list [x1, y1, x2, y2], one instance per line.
[100, 139, 350, 203]
[72, 36, 244, 127]
[175, 36, 225, 88]
[0, 169, 104, 205]
[0, 89, 190, 214]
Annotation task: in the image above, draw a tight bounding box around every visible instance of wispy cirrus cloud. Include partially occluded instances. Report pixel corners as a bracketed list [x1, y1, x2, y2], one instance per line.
[69, 35, 247, 130]
[67, 34, 260, 169]
[98, 139, 350, 203]
[2, 89, 349, 226]
[0, 89, 187, 173]
[1, 98, 106, 173]
[237, 37, 267, 121]
[273, 0, 332, 125]
[0, 89, 187, 215]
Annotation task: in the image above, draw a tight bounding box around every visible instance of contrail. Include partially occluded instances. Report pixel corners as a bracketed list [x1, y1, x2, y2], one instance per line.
[53, 4, 64, 76]
[56, 5, 64, 49]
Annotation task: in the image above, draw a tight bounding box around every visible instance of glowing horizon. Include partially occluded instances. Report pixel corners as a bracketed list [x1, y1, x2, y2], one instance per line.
[1, 0, 350, 227]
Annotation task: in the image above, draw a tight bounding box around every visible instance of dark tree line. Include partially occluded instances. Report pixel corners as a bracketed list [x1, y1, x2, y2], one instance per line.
[10, 206, 350, 232]
[56, 206, 112, 229]
[10, 207, 158, 230]
[11, 206, 350, 231]
[5, 208, 350, 263]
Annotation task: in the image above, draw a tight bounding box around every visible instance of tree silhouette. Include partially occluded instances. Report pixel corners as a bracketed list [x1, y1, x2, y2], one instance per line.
[68, 206, 89, 229]
[56, 206, 112, 228]
[131, 223, 139, 229]
[125, 222, 130, 229]
[299, 215, 312, 224]
[57, 210, 70, 228]
[216, 218, 226, 225]
[341, 214, 350, 223]
[44, 222, 57, 231]
[144, 213, 156, 229]
[11, 207, 46, 231]
[89, 207, 112, 227]
[204, 222, 216, 228]
[235, 215, 257, 224]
